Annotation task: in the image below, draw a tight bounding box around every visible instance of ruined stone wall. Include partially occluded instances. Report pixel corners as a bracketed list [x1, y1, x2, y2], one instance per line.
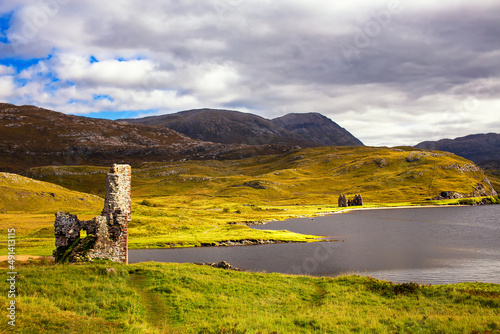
[53, 164, 131, 263]
[338, 194, 363, 207]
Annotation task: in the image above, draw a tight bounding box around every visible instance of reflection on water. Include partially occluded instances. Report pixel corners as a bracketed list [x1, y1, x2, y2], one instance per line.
[130, 205, 500, 284]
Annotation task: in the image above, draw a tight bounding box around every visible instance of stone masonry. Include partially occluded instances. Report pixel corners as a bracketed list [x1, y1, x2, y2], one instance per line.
[338, 194, 363, 207]
[53, 164, 131, 263]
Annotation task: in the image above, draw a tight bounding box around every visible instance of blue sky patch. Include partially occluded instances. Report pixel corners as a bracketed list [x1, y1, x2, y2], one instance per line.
[82, 109, 158, 120]
[0, 54, 52, 71]
[0, 11, 13, 43]
[93, 94, 114, 102]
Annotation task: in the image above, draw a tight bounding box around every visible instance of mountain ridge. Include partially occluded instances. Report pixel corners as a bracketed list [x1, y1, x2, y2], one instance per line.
[415, 133, 500, 170]
[271, 112, 364, 146]
[0, 103, 297, 172]
[123, 108, 363, 147]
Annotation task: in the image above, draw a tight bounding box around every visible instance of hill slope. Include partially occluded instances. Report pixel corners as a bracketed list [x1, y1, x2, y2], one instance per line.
[123, 108, 319, 146]
[0, 172, 103, 213]
[12, 146, 499, 253]
[0, 103, 297, 172]
[31, 146, 495, 205]
[272, 112, 364, 146]
[415, 133, 500, 169]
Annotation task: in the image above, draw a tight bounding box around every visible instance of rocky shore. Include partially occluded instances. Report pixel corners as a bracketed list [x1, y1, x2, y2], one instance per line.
[195, 261, 242, 271]
[199, 239, 290, 247]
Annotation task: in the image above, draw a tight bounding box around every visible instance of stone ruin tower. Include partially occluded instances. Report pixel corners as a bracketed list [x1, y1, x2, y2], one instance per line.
[53, 164, 131, 263]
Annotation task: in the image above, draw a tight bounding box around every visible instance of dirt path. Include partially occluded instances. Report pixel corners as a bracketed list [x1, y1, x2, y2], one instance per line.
[201, 225, 219, 234]
[129, 272, 170, 333]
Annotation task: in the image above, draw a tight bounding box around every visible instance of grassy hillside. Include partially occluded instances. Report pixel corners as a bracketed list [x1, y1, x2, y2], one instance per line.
[0, 261, 498, 333]
[14, 146, 496, 255]
[29, 146, 494, 203]
[0, 172, 103, 255]
[0, 172, 103, 213]
[485, 170, 500, 193]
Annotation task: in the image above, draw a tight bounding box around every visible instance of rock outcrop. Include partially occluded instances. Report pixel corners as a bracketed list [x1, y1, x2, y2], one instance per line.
[196, 261, 242, 271]
[53, 164, 131, 263]
[433, 183, 498, 200]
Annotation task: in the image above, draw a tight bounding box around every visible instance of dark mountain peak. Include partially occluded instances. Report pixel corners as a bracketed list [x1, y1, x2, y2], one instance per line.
[271, 112, 364, 147]
[415, 133, 500, 169]
[125, 108, 318, 147]
[125, 108, 363, 147]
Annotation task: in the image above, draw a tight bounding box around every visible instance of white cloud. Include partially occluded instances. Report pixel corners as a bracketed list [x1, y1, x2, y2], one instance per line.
[0, 76, 15, 99]
[53, 55, 157, 88]
[0, 65, 15, 75]
[1, 0, 499, 145]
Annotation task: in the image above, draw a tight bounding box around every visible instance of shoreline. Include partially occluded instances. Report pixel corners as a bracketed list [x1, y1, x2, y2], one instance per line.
[5, 203, 497, 258]
[331, 204, 464, 214]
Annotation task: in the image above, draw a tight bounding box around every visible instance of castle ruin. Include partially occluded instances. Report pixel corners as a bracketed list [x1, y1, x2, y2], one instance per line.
[338, 194, 363, 207]
[53, 164, 131, 263]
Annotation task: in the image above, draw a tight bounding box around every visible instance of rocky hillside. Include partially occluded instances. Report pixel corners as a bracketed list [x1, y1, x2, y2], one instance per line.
[272, 112, 364, 146]
[123, 108, 363, 147]
[415, 133, 500, 169]
[0, 103, 297, 172]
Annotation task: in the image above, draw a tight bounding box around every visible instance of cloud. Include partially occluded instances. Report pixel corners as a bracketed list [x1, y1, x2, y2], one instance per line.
[54, 55, 158, 88]
[0, 0, 499, 145]
[0, 75, 15, 99]
[0, 64, 15, 75]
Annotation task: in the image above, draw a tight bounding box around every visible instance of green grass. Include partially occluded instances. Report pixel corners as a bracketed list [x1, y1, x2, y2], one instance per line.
[1, 147, 499, 333]
[3, 146, 498, 256]
[0, 261, 498, 333]
[485, 169, 500, 193]
[0, 173, 103, 255]
[0, 172, 103, 213]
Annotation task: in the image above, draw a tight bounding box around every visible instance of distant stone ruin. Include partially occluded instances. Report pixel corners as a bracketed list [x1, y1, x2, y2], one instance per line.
[338, 194, 347, 207]
[338, 194, 363, 207]
[53, 164, 131, 263]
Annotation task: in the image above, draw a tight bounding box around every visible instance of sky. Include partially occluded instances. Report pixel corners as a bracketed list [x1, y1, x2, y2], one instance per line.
[0, 0, 499, 146]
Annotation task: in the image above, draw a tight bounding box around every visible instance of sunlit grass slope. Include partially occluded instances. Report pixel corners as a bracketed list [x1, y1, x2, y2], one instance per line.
[485, 169, 500, 193]
[0, 172, 103, 255]
[0, 172, 103, 213]
[14, 146, 495, 255]
[0, 261, 498, 333]
[30, 146, 492, 204]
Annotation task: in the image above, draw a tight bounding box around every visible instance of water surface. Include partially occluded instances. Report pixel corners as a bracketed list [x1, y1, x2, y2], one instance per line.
[130, 205, 500, 284]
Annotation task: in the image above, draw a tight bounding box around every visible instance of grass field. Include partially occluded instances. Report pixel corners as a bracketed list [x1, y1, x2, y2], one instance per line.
[0, 261, 498, 333]
[0, 146, 499, 333]
[1, 146, 498, 256]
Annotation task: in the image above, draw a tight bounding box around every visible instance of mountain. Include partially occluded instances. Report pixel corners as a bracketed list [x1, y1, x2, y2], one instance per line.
[0, 103, 297, 172]
[123, 108, 320, 147]
[271, 112, 364, 146]
[123, 108, 363, 147]
[415, 133, 500, 169]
